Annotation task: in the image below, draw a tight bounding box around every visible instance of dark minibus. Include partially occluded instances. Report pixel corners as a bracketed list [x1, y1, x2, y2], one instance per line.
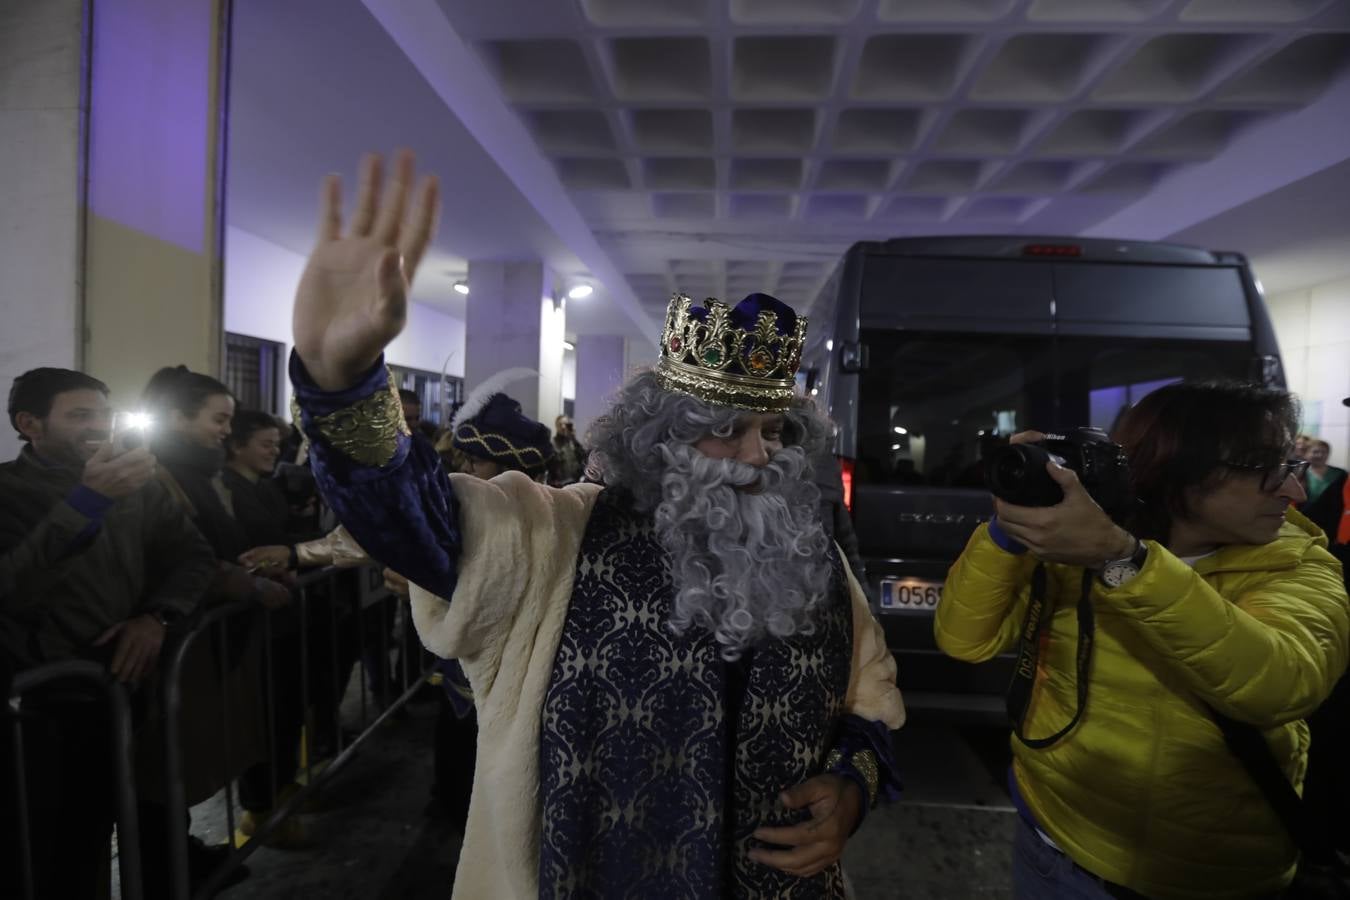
[802, 236, 1285, 719]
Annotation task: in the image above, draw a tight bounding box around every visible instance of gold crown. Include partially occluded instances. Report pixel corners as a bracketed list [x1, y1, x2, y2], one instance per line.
[655, 294, 807, 413]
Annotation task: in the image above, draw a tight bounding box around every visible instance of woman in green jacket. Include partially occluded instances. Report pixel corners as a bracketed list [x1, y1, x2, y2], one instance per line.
[935, 382, 1349, 899]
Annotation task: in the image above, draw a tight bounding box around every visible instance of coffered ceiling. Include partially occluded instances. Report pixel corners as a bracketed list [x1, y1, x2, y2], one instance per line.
[230, 0, 1350, 341]
[435, 0, 1350, 323]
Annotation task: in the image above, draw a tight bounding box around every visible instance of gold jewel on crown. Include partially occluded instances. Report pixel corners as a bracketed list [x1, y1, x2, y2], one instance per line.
[655, 294, 807, 413]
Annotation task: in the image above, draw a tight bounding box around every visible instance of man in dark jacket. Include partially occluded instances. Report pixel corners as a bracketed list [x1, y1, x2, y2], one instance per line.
[0, 367, 215, 899]
[0, 368, 214, 669]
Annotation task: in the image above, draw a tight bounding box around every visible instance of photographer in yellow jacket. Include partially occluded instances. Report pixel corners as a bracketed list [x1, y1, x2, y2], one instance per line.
[936, 381, 1349, 899]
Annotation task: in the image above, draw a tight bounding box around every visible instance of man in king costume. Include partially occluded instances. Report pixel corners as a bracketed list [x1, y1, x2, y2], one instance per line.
[289, 152, 904, 898]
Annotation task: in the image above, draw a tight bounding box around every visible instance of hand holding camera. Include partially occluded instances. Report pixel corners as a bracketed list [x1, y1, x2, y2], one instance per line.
[987, 429, 1137, 569]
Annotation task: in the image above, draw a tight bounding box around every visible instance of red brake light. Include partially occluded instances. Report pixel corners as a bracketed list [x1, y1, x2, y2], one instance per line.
[839, 457, 855, 514]
[1022, 243, 1082, 257]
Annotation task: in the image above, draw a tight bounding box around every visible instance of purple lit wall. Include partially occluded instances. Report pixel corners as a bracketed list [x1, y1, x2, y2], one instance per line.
[87, 0, 214, 252]
[225, 225, 466, 416]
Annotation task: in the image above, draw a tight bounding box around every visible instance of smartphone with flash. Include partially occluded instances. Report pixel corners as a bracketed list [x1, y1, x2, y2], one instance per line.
[111, 411, 153, 454]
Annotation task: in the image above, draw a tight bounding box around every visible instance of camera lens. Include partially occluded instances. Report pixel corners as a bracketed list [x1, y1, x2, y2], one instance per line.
[984, 443, 1065, 507]
[991, 449, 1030, 492]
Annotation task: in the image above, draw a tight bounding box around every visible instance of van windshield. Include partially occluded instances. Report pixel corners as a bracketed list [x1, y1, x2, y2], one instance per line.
[854, 329, 1253, 487]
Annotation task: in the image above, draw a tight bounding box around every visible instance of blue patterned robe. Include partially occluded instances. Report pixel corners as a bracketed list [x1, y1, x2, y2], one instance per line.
[541, 488, 853, 898]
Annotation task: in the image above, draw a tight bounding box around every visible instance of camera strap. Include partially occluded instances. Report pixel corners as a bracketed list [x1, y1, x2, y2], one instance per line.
[1208, 705, 1336, 864]
[1006, 565, 1096, 749]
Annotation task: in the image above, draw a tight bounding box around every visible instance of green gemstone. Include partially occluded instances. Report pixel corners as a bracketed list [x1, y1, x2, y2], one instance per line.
[702, 347, 723, 366]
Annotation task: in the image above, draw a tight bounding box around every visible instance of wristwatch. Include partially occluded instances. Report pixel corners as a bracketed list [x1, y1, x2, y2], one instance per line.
[148, 607, 182, 628]
[1098, 537, 1148, 589]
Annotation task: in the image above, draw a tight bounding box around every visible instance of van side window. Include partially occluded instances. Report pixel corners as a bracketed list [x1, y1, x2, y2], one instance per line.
[856, 331, 1251, 487]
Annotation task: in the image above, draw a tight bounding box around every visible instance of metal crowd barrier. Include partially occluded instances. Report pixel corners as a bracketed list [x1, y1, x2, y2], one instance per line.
[5, 660, 144, 900]
[4, 563, 438, 900]
[163, 564, 435, 900]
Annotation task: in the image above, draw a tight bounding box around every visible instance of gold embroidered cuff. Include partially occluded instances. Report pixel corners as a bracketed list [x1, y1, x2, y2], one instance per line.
[850, 749, 880, 807]
[823, 747, 880, 807]
[307, 369, 410, 467]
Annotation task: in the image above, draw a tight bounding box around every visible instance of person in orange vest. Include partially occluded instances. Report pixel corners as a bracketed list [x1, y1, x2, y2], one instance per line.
[1340, 399, 1350, 545]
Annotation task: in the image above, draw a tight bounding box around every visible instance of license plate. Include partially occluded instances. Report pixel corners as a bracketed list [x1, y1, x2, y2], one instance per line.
[879, 577, 944, 613]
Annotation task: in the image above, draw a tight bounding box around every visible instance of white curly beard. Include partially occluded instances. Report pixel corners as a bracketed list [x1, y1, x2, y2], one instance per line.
[654, 441, 832, 660]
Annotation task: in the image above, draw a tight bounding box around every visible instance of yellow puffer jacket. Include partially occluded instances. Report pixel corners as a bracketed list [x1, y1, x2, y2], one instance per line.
[935, 509, 1349, 900]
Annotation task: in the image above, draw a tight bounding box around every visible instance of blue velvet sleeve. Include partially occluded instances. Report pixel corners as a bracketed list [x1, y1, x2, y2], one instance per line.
[289, 352, 461, 600]
[825, 713, 903, 832]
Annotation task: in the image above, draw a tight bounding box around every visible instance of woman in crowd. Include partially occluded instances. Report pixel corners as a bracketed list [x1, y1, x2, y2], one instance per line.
[223, 408, 334, 847]
[1306, 439, 1346, 503]
[223, 411, 291, 550]
[136, 367, 290, 895]
[1300, 438, 1348, 537]
[232, 410, 409, 811]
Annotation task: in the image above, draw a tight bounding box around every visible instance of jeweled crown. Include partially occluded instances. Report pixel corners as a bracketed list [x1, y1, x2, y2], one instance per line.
[656, 293, 807, 413]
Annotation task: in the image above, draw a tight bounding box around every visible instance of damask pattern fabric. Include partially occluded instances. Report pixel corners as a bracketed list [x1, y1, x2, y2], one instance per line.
[539, 490, 854, 900]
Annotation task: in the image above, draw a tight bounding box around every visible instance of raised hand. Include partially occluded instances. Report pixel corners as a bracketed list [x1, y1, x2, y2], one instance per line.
[293, 150, 440, 391]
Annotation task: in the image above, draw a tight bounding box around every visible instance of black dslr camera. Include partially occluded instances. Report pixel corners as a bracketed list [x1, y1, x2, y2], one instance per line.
[984, 427, 1132, 520]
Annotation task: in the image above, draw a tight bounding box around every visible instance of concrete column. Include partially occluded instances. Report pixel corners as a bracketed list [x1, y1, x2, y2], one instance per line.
[561, 346, 577, 410]
[464, 259, 565, 425]
[538, 292, 565, 433]
[0, 0, 86, 460]
[574, 334, 627, 439]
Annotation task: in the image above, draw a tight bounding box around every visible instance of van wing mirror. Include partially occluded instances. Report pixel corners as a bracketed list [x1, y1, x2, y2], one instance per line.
[839, 341, 869, 373]
[1250, 354, 1283, 388]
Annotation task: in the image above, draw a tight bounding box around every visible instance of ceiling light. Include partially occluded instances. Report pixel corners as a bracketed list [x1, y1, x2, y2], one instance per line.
[567, 284, 593, 300]
[453, 280, 469, 296]
[893, 426, 907, 435]
[891, 444, 902, 451]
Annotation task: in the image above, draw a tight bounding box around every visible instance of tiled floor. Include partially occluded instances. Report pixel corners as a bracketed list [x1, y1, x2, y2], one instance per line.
[181, 705, 1019, 899]
[846, 803, 1015, 899]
